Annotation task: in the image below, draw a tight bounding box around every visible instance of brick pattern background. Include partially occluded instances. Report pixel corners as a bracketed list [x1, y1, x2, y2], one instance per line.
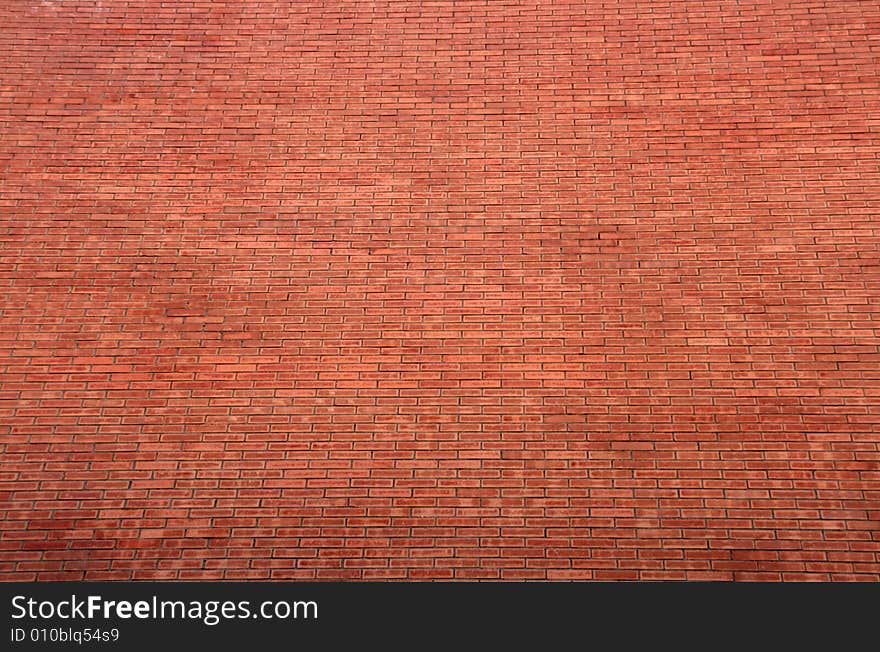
[1, 0, 879, 580]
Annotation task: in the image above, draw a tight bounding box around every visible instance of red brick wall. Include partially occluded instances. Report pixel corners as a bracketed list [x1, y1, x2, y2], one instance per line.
[1, 0, 879, 581]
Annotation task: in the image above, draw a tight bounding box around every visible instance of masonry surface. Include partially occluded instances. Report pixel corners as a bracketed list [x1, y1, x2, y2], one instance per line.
[1, 1, 879, 581]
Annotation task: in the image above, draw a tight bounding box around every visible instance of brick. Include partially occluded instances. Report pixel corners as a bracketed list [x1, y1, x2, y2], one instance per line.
[0, 0, 878, 581]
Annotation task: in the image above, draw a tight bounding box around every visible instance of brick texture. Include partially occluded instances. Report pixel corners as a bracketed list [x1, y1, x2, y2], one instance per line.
[1, 0, 879, 581]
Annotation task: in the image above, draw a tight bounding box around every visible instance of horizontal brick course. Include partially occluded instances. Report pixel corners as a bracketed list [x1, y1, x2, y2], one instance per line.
[1, 0, 879, 580]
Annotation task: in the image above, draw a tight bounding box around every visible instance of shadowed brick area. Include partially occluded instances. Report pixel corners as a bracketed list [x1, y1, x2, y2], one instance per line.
[1, 1, 879, 580]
